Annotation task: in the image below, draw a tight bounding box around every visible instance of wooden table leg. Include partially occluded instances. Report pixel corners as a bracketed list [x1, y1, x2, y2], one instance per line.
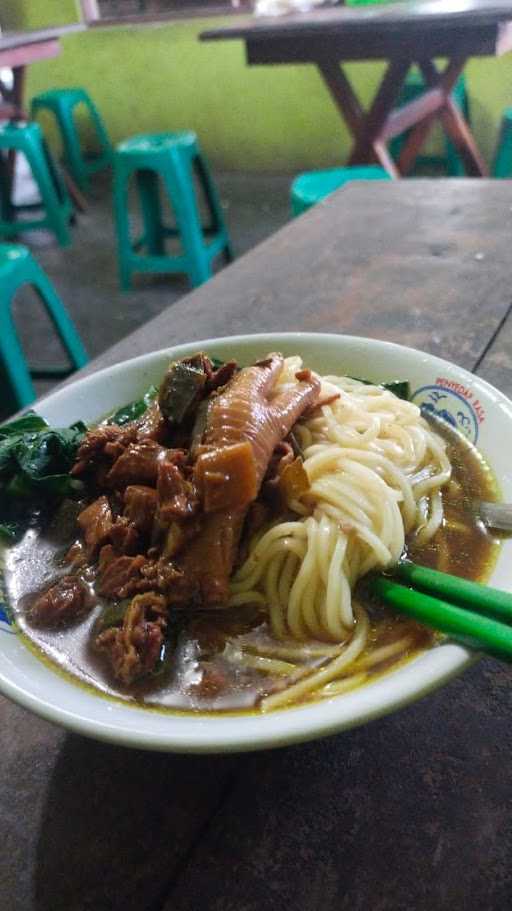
[347, 58, 410, 174]
[318, 58, 404, 176]
[317, 52, 487, 179]
[318, 59, 367, 151]
[418, 59, 488, 177]
[398, 57, 487, 177]
[0, 64, 26, 120]
[0, 65, 27, 203]
[1, 65, 88, 214]
[318, 58, 413, 177]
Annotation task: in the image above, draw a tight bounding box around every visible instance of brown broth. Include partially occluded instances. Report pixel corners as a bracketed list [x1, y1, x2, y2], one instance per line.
[3, 419, 501, 715]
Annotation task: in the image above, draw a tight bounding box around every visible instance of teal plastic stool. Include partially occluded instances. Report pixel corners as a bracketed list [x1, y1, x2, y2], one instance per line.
[492, 108, 512, 178]
[390, 70, 469, 176]
[291, 165, 391, 217]
[113, 132, 233, 290]
[0, 121, 73, 247]
[32, 88, 113, 193]
[0, 243, 88, 409]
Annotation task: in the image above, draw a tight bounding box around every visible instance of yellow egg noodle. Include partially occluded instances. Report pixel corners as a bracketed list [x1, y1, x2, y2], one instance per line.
[228, 357, 451, 708]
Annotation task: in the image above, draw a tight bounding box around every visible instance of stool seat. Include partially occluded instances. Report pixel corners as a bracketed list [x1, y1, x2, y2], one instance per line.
[0, 121, 73, 246]
[113, 131, 233, 290]
[31, 87, 113, 193]
[117, 131, 197, 157]
[0, 242, 88, 409]
[291, 165, 391, 217]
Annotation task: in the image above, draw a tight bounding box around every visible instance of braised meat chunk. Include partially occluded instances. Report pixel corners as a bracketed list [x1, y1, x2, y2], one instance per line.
[30, 351, 320, 688]
[134, 401, 168, 442]
[123, 485, 158, 536]
[95, 592, 168, 685]
[77, 495, 113, 559]
[107, 439, 167, 488]
[109, 517, 140, 556]
[71, 424, 138, 477]
[156, 458, 199, 522]
[30, 576, 90, 627]
[98, 552, 150, 600]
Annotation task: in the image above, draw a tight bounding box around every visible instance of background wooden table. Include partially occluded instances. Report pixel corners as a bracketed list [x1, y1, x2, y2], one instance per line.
[2, 181, 512, 911]
[0, 26, 84, 120]
[201, 0, 512, 177]
[0, 25, 86, 210]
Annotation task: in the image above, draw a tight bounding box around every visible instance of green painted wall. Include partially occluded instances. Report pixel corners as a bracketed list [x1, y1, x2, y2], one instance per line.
[4, 2, 512, 171]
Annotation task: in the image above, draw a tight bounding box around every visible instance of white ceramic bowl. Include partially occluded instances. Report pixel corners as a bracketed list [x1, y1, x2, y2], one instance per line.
[1, 333, 511, 753]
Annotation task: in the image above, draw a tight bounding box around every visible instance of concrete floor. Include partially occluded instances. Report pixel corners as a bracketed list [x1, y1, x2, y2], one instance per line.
[4, 170, 293, 418]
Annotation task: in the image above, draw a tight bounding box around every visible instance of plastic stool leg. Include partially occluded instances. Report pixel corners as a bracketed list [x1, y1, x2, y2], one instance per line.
[163, 159, 211, 288]
[42, 139, 72, 209]
[0, 303, 36, 408]
[58, 103, 90, 193]
[193, 154, 234, 262]
[86, 97, 112, 161]
[113, 168, 133, 290]
[25, 139, 71, 247]
[26, 260, 88, 369]
[136, 170, 165, 255]
[0, 153, 14, 223]
[493, 114, 512, 178]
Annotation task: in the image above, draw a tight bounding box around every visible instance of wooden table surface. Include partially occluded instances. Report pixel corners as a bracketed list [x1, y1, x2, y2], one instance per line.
[0, 24, 84, 68]
[0, 24, 84, 127]
[201, 0, 512, 41]
[0, 25, 84, 53]
[3, 181, 512, 911]
[201, 0, 512, 56]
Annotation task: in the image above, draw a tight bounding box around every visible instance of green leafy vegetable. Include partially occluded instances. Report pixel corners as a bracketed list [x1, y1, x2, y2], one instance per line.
[108, 385, 158, 427]
[0, 412, 48, 437]
[0, 411, 87, 543]
[0, 522, 18, 541]
[98, 601, 130, 630]
[381, 380, 410, 401]
[350, 377, 411, 401]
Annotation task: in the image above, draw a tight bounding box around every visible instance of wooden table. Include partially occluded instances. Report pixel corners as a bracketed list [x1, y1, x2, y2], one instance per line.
[3, 180, 512, 910]
[201, 0, 512, 177]
[0, 25, 86, 211]
[0, 26, 84, 120]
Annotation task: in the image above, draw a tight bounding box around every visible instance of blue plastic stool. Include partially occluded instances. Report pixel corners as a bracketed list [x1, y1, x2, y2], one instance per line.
[113, 131, 233, 290]
[390, 71, 470, 176]
[0, 121, 73, 246]
[291, 165, 391, 217]
[0, 243, 88, 409]
[31, 87, 113, 193]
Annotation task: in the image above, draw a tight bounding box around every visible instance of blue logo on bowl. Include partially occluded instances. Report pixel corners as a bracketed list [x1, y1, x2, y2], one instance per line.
[411, 382, 484, 445]
[0, 566, 13, 634]
[0, 604, 13, 633]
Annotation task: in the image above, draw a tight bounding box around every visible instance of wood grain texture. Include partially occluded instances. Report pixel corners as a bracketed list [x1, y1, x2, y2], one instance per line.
[56, 180, 512, 380]
[0, 698, 238, 911]
[161, 660, 512, 911]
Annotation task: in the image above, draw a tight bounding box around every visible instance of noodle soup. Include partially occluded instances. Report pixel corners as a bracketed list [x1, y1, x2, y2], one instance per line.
[2, 355, 500, 714]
